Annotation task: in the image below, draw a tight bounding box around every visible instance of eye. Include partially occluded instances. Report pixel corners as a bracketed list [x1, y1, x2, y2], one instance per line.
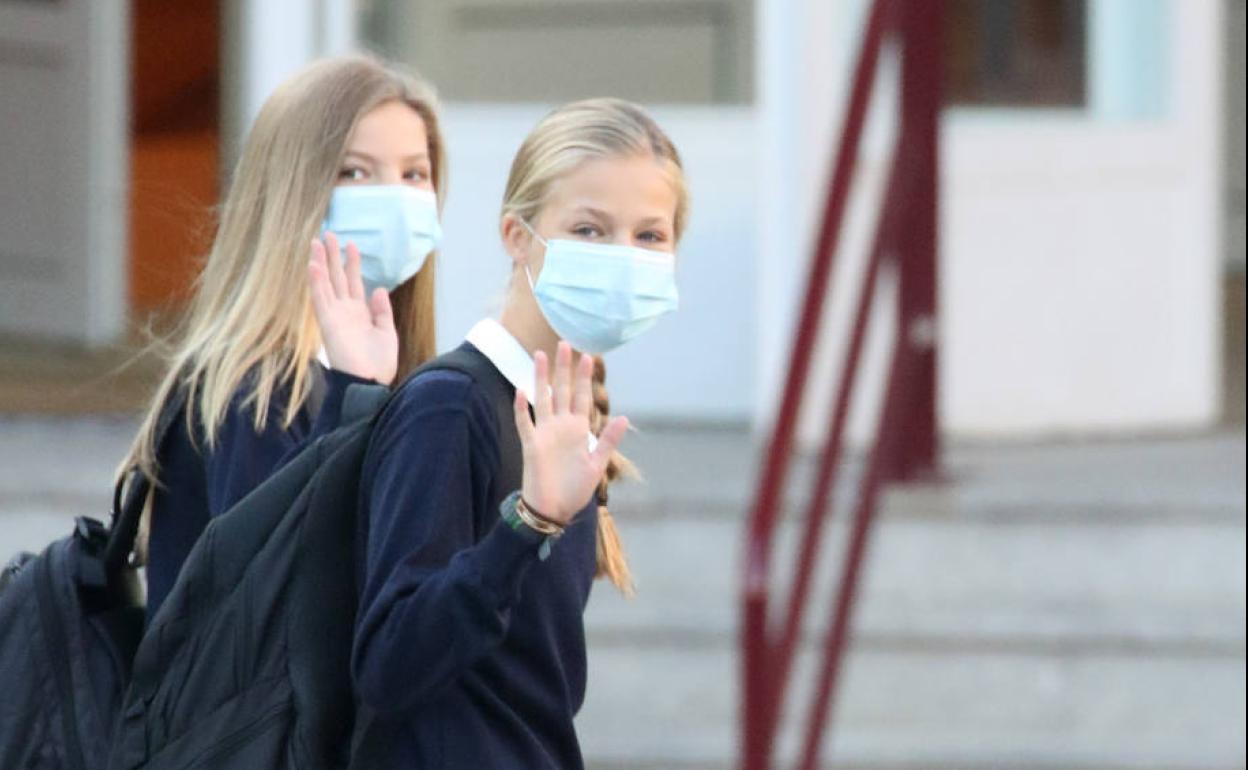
[403, 166, 432, 184]
[571, 223, 603, 239]
[338, 166, 367, 182]
[637, 230, 668, 245]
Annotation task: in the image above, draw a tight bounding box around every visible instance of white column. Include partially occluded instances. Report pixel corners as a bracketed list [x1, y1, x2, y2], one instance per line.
[754, 0, 895, 439]
[318, 0, 357, 57]
[221, 0, 358, 169]
[82, 0, 130, 345]
[1169, 0, 1224, 419]
[754, 0, 805, 430]
[756, 0, 858, 430]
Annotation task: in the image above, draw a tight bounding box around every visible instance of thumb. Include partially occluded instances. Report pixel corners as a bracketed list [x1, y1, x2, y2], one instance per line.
[513, 389, 536, 447]
[589, 415, 629, 471]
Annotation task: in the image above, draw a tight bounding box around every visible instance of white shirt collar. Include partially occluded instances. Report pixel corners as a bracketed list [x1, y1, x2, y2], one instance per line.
[465, 317, 598, 451]
[466, 318, 537, 403]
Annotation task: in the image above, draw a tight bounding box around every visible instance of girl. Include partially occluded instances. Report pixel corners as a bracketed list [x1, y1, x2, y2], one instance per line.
[119, 55, 447, 620]
[342, 98, 686, 768]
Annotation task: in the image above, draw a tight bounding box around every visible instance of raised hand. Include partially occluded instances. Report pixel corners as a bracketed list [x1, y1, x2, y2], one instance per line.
[307, 231, 399, 385]
[512, 342, 629, 525]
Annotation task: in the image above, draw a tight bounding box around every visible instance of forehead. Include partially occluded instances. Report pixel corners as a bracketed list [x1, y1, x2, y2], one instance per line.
[542, 154, 678, 222]
[348, 100, 428, 150]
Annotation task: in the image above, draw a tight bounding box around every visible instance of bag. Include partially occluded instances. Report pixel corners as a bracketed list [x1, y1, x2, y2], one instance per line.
[0, 389, 186, 770]
[108, 348, 497, 770]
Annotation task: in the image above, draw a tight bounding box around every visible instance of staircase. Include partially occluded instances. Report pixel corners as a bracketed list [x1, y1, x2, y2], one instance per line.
[576, 426, 1247, 770]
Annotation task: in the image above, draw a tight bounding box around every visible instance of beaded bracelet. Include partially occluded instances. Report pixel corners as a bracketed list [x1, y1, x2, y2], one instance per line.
[515, 496, 564, 536]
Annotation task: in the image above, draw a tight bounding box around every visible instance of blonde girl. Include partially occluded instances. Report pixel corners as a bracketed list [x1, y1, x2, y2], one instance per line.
[119, 55, 447, 620]
[338, 98, 686, 769]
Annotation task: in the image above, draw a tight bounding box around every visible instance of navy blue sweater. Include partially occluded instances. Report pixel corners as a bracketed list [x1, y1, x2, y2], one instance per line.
[145, 365, 370, 620]
[353, 344, 598, 769]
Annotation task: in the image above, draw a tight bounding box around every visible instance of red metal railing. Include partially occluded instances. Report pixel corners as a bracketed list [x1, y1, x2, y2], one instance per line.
[741, 2, 942, 768]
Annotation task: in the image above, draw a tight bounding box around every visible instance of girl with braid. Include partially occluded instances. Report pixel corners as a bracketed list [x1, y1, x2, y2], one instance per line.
[334, 98, 686, 768]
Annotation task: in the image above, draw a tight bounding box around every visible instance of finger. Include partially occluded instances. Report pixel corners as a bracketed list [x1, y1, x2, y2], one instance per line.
[308, 239, 329, 289]
[310, 237, 326, 266]
[324, 231, 349, 298]
[554, 341, 573, 414]
[310, 237, 333, 281]
[345, 242, 366, 301]
[513, 389, 536, 446]
[571, 352, 593, 417]
[307, 259, 333, 324]
[589, 415, 630, 471]
[533, 351, 552, 421]
[368, 287, 394, 330]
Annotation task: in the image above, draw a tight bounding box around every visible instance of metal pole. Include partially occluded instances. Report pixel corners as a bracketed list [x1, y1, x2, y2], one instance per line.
[896, 0, 943, 480]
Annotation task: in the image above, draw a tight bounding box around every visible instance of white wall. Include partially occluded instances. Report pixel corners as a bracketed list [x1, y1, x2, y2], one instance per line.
[941, 114, 1220, 435]
[757, 0, 1224, 441]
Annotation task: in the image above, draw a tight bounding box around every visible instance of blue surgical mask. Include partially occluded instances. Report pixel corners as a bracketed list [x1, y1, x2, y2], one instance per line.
[321, 185, 442, 294]
[522, 221, 679, 354]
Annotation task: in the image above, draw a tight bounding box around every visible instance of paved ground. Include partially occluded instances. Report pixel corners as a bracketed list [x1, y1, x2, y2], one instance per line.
[1, 414, 1244, 769]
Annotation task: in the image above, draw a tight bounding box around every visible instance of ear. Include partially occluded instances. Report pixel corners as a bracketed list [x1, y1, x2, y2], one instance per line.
[500, 214, 532, 268]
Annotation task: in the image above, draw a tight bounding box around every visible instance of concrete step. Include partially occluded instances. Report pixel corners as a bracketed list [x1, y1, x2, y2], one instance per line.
[575, 431, 1246, 769]
[607, 423, 1246, 514]
[584, 504, 1246, 650]
[577, 509, 1245, 769]
[580, 644, 1244, 770]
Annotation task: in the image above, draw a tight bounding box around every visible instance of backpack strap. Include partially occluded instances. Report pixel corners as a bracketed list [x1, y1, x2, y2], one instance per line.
[404, 343, 523, 483]
[345, 345, 520, 602]
[102, 384, 189, 575]
[408, 344, 495, 380]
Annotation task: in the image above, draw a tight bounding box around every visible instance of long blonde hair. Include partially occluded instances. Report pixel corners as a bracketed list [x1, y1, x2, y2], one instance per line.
[120, 55, 446, 507]
[501, 98, 689, 595]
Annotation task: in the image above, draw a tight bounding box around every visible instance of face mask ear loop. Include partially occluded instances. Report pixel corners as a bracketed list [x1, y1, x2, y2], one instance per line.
[519, 218, 548, 290]
[519, 218, 549, 247]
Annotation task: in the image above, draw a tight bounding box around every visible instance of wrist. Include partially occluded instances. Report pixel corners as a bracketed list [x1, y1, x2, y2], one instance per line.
[499, 491, 563, 560]
[518, 496, 566, 532]
[518, 487, 574, 526]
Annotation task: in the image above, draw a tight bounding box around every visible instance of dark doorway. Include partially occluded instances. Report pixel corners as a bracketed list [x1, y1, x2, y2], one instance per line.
[129, 0, 220, 317]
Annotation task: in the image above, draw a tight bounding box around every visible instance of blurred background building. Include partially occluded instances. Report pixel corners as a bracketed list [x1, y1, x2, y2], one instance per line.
[0, 0, 1242, 433]
[1, 1, 1244, 768]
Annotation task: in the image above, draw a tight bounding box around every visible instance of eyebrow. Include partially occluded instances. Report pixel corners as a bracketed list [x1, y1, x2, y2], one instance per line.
[343, 150, 430, 164]
[572, 205, 612, 220]
[571, 206, 670, 229]
[633, 215, 672, 229]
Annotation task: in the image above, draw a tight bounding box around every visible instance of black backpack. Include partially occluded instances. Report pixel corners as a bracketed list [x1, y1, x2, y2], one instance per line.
[106, 348, 499, 770]
[0, 389, 186, 770]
